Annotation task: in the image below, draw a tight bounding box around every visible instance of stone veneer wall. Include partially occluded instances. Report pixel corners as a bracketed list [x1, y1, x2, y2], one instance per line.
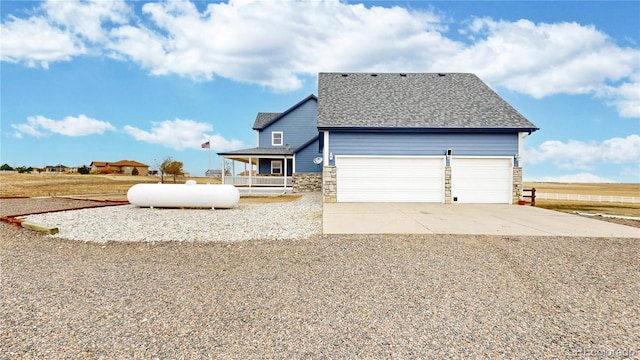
[292, 172, 322, 193]
[322, 166, 337, 203]
[513, 167, 523, 204]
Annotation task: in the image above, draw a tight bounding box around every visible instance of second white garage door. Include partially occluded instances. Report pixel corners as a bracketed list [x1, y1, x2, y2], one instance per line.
[335, 156, 445, 202]
[451, 157, 513, 204]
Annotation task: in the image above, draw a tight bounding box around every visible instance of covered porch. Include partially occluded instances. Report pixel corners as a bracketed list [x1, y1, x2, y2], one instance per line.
[218, 148, 295, 193]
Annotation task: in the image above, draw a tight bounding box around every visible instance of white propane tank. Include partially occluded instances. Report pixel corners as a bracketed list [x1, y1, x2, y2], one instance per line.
[127, 181, 240, 209]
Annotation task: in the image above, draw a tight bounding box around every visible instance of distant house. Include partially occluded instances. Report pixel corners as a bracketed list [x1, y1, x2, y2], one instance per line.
[90, 161, 108, 173]
[44, 164, 68, 173]
[205, 169, 222, 178]
[90, 160, 149, 176]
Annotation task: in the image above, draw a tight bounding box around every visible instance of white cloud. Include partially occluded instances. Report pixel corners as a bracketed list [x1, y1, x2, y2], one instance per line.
[0, 0, 129, 66]
[10, 122, 45, 138]
[107, 0, 455, 90]
[524, 134, 640, 170]
[438, 18, 640, 117]
[2, 0, 638, 117]
[206, 134, 245, 151]
[0, 16, 85, 67]
[123, 118, 244, 151]
[11, 114, 115, 137]
[533, 173, 615, 183]
[597, 75, 640, 118]
[42, 0, 130, 42]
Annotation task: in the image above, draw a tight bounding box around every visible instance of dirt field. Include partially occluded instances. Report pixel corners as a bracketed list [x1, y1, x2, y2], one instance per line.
[0, 173, 160, 199]
[524, 182, 640, 218]
[1, 173, 637, 212]
[0, 172, 299, 204]
[524, 182, 640, 197]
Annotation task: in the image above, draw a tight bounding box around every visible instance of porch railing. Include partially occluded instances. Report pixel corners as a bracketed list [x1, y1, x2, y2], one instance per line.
[224, 175, 292, 187]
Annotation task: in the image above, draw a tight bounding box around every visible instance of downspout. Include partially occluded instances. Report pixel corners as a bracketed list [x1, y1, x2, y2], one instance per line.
[517, 132, 529, 167]
[323, 131, 330, 166]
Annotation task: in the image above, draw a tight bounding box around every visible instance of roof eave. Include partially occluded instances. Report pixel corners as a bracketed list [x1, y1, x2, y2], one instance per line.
[217, 147, 295, 156]
[318, 126, 539, 133]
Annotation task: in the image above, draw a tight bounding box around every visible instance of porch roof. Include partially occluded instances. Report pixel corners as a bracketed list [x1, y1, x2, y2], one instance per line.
[218, 147, 294, 157]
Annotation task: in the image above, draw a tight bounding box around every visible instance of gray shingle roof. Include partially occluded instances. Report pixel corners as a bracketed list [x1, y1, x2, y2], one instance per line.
[318, 73, 538, 131]
[252, 94, 318, 130]
[253, 113, 281, 130]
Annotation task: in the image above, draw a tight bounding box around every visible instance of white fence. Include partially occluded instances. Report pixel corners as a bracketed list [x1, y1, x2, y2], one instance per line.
[536, 192, 640, 204]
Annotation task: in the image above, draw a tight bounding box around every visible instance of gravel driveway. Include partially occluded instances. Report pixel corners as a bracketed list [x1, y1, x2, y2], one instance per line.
[1, 196, 639, 359]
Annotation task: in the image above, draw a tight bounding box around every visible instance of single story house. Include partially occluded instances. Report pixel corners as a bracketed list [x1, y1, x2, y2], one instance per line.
[205, 169, 223, 178]
[43, 164, 69, 173]
[90, 160, 149, 176]
[318, 72, 538, 204]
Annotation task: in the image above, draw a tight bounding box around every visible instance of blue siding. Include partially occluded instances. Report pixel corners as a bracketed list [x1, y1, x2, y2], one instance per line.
[328, 132, 518, 164]
[258, 159, 292, 176]
[259, 99, 318, 148]
[295, 139, 322, 173]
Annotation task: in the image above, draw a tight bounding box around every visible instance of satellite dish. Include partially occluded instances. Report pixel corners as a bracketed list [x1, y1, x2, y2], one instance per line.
[313, 157, 323, 165]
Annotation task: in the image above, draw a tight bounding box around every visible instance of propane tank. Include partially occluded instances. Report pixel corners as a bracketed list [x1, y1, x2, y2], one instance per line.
[127, 181, 239, 209]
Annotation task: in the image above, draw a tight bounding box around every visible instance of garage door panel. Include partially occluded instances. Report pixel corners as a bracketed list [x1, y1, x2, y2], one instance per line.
[451, 158, 512, 204]
[336, 156, 444, 203]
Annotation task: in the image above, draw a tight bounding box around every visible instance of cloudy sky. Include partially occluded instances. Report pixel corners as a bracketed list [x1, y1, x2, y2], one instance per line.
[1, 0, 639, 182]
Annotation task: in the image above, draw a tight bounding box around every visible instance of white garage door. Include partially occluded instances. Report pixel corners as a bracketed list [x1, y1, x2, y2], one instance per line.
[336, 156, 444, 202]
[451, 157, 512, 204]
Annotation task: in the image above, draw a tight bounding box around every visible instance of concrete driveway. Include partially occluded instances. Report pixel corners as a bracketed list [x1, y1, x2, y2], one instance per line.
[323, 203, 640, 237]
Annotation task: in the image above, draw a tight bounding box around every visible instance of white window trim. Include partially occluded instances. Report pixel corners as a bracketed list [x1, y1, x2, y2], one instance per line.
[271, 160, 283, 174]
[272, 131, 283, 146]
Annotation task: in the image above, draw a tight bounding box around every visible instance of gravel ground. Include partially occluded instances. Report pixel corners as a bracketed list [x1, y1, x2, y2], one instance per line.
[13, 194, 322, 243]
[0, 197, 126, 217]
[1, 196, 639, 359]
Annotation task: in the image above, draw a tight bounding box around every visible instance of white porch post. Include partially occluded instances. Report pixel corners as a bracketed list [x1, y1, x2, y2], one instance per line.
[249, 156, 252, 194]
[221, 157, 225, 184]
[283, 155, 288, 191]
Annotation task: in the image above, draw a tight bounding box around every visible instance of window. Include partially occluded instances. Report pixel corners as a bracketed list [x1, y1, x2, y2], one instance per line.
[272, 131, 283, 146]
[271, 160, 282, 175]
